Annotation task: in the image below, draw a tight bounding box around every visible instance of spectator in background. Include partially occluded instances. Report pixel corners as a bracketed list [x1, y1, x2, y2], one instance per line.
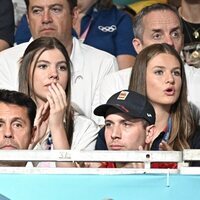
[178, 0, 200, 68]
[0, 0, 118, 124]
[15, 14, 31, 45]
[19, 37, 99, 167]
[177, 0, 200, 115]
[15, 0, 136, 69]
[125, 0, 167, 14]
[0, 89, 37, 167]
[12, 0, 26, 26]
[73, 0, 136, 69]
[0, 0, 15, 51]
[12, 0, 29, 44]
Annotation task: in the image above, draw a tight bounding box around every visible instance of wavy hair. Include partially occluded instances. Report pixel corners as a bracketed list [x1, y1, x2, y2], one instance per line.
[129, 43, 195, 150]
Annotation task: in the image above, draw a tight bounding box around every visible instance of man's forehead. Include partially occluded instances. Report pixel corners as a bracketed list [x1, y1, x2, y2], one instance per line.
[0, 103, 29, 119]
[143, 10, 181, 29]
[29, 0, 68, 7]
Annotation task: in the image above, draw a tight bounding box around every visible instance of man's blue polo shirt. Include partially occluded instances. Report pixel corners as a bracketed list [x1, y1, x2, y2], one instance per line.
[73, 5, 137, 57]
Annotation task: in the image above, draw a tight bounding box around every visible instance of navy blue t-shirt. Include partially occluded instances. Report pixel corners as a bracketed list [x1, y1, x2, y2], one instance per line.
[74, 5, 137, 57]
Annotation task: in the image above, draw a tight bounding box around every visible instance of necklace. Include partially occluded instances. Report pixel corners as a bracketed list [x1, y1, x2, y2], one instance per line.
[179, 7, 200, 41]
[182, 18, 200, 41]
[186, 21, 200, 39]
[193, 29, 200, 39]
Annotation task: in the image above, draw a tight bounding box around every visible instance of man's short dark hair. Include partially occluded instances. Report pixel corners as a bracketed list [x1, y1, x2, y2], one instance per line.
[0, 89, 36, 127]
[24, 0, 77, 13]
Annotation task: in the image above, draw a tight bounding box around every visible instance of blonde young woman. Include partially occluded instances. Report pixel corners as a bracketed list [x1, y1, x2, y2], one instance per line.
[129, 43, 200, 156]
[19, 37, 99, 167]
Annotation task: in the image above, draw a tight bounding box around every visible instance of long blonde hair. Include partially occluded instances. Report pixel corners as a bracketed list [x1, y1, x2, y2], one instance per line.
[129, 43, 195, 150]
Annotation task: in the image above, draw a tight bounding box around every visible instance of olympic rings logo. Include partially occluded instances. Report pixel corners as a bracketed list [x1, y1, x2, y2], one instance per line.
[98, 25, 117, 32]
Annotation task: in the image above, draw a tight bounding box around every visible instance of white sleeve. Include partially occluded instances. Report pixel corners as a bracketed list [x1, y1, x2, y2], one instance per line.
[0, 53, 18, 90]
[100, 68, 132, 105]
[71, 114, 100, 150]
[91, 55, 119, 125]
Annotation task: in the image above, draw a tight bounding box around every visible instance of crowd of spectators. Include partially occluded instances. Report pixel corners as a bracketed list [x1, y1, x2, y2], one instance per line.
[0, 0, 199, 168]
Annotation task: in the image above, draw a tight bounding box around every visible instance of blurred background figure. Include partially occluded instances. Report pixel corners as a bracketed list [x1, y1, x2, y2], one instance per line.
[73, 0, 136, 69]
[0, 0, 15, 51]
[124, 0, 167, 13]
[178, 0, 200, 68]
[12, 0, 26, 27]
[12, 0, 29, 45]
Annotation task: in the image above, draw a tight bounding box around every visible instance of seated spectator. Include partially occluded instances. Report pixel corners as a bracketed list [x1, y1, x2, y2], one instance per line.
[0, 0, 118, 124]
[15, 0, 136, 69]
[19, 37, 99, 167]
[15, 14, 31, 45]
[129, 43, 200, 167]
[12, 0, 26, 26]
[0, 0, 15, 51]
[76, 90, 155, 168]
[13, 0, 29, 44]
[129, 43, 196, 150]
[73, 0, 136, 69]
[0, 89, 37, 167]
[178, 0, 200, 68]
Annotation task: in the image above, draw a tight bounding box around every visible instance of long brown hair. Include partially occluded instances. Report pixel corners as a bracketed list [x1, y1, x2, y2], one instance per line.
[19, 37, 74, 146]
[129, 43, 195, 150]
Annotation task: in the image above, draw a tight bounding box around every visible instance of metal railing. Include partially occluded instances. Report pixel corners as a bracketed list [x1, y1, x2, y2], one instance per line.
[0, 150, 199, 174]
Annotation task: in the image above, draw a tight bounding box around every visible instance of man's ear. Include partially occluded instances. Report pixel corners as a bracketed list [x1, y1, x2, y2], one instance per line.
[72, 6, 79, 26]
[133, 38, 143, 54]
[145, 125, 155, 145]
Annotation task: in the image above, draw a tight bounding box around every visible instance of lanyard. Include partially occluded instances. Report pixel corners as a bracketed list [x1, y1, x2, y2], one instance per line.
[79, 18, 93, 43]
[163, 117, 172, 142]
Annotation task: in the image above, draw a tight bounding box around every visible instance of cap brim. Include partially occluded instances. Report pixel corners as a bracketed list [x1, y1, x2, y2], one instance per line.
[94, 104, 127, 117]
